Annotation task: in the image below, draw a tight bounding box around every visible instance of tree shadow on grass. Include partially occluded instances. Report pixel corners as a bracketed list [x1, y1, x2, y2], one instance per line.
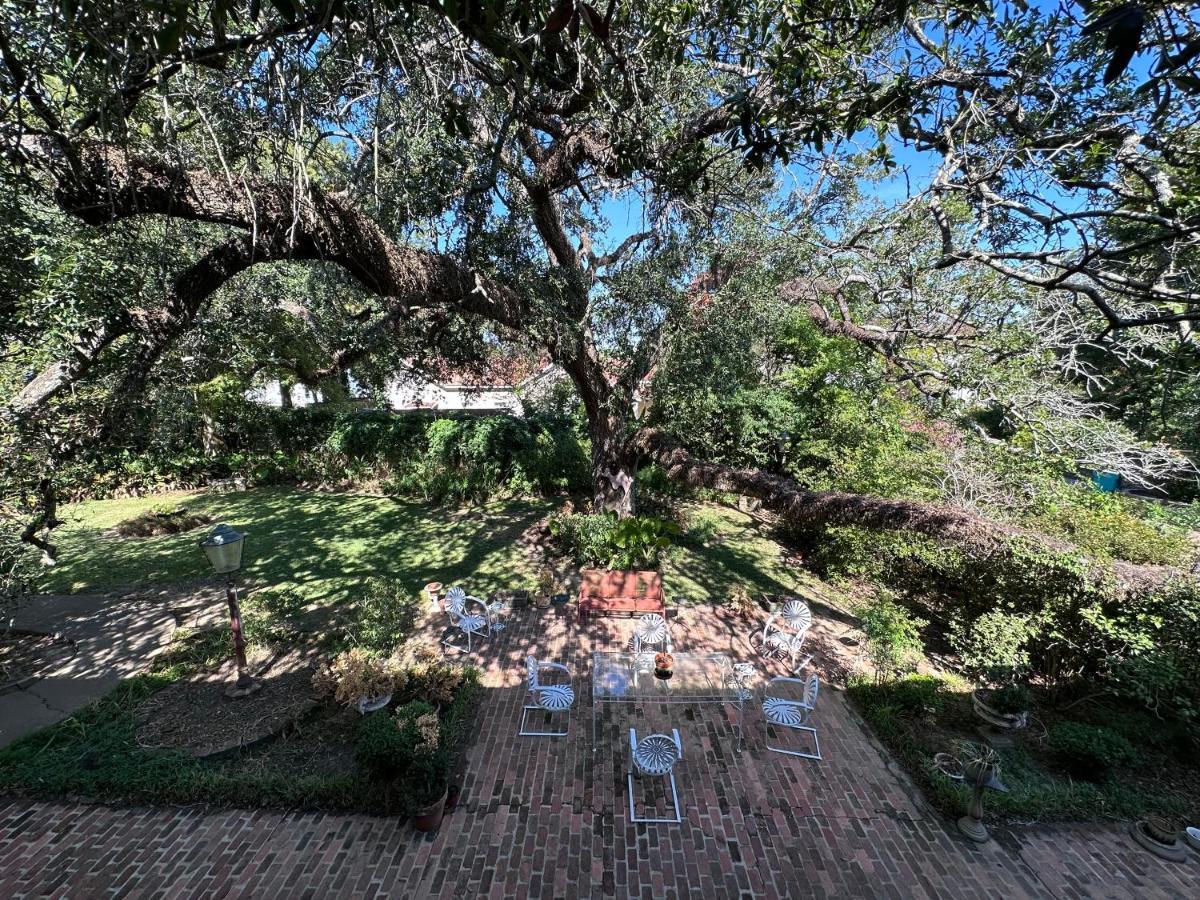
[47, 488, 554, 610]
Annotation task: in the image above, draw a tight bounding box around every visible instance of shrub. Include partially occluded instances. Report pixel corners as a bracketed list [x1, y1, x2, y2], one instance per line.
[858, 591, 926, 682]
[806, 524, 1200, 729]
[355, 699, 439, 784]
[346, 579, 420, 654]
[988, 682, 1032, 715]
[888, 674, 946, 716]
[392, 638, 468, 706]
[1047, 722, 1135, 780]
[548, 511, 679, 569]
[1029, 484, 1192, 567]
[354, 676, 480, 812]
[312, 649, 403, 707]
[948, 610, 1034, 686]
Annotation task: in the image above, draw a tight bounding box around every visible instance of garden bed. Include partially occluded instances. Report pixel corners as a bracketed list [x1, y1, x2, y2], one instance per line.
[848, 674, 1200, 823]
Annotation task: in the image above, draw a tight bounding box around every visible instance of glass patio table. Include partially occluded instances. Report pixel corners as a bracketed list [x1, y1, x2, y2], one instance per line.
[591, 651, 746, 753]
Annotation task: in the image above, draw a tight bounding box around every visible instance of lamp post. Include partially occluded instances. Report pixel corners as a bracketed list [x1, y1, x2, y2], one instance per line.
[199, 523, 260, 698]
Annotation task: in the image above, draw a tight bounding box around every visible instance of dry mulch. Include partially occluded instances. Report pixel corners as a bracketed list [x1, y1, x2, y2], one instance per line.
[135, 649, 319, 758]
[114, 507, 213, 538]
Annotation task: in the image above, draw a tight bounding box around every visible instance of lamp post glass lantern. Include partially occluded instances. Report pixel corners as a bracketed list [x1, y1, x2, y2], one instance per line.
[199, 524, 260, 697]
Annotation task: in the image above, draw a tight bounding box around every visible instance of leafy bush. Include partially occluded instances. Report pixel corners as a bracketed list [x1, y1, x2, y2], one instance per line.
[1029, 484, 1192, 566]
[988, 682, 1032, 715]
[887, 674, 946, 716]
[548, 511, 679, 569]
[354, 673, 479, 812]
[858, 591, 926, 682]
[312, 649, 402, 707]
[807, 524, 1200, 730]
[949, 610, 1034, 686]
[1047, 722, 1135, 780]
[51, 407, 589, 504]
[346, 579, 420, 654]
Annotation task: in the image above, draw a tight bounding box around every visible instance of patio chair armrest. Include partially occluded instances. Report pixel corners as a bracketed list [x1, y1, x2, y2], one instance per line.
[767, 676, 809, 686]
[629, 728, 638, 754]
[762, 614, 779, 639]
[538, 661, 572, 676]
[672, 728, 682, 758]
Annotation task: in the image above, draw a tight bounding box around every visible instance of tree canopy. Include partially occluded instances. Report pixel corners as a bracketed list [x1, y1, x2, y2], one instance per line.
[1, 0, 1198, 584]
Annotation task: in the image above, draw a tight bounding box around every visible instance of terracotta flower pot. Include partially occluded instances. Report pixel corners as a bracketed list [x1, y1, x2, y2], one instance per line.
[413, 788, 449, 832]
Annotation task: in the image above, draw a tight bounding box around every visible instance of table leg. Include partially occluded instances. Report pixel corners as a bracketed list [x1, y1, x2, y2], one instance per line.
[729, 696, 739, 753]
[592, 696, 598, 753]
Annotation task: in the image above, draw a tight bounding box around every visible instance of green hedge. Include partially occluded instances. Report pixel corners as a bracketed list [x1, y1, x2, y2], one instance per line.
[806, 524, 1200, 728]
[54, 408, 590, 505]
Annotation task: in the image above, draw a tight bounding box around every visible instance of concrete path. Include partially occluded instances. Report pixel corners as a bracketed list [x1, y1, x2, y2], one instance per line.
[0, 585, 221, 747]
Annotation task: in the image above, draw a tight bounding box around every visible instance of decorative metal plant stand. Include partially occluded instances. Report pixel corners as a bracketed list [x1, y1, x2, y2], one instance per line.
[935, 750, 1007, 843]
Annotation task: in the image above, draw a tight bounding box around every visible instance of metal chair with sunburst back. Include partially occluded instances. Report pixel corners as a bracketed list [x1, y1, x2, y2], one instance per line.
[443, 586, 489, 653]
[628, 726, 684, 823]
[761, 599, 813, 672]
[519, 656, 576, 737]
[762, 673, 821, 760]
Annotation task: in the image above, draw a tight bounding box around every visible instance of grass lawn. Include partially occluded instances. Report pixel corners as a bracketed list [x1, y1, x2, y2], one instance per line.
[43, 487, 555, 604]
[42, 487, 805, 605]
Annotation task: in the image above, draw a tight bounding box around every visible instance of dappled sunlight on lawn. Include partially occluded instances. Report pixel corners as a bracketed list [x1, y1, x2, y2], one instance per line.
[45, 488, 555, 607]
[46, 489, 816, 611]
[664, 503, 800, 603]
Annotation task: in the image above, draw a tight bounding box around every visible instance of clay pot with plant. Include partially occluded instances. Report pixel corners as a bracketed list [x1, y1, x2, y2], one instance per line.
[356, 700, 452, 830]
[654, 652, 674, 679]
[536, 566, 555, 609]
[312, 648, 404, 714]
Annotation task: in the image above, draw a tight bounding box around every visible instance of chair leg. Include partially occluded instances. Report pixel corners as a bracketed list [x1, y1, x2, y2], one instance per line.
[518, 705, 569, 737]
[766, 723, 821, 760]
[627, 771, 682, 824]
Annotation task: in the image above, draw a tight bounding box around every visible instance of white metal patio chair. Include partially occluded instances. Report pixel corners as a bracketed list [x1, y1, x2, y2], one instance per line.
[628, 726, 684, 824]
[632, 613, 673, 657]
[443, 588, 489, 653]
[761, 599, 813, 671]
[762, 673, 821, 760]
[449, 585, 507, 633]
[519, 656, 576, 737]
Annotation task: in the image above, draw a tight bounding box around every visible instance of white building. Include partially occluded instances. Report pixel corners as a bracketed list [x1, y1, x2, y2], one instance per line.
[383, 364, 523, 414]
[246, 361, 566, 416]
[244, 380, 324, 408]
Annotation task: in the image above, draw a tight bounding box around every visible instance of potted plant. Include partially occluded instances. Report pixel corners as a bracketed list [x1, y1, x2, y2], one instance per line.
[654, 652, 674, 680]
[313, 648, 403, 714]
[535, 566, 555, 609]
[971, 682, 1031, 731]
[410, 752, 451, 831]
[356, 700, 451, 830]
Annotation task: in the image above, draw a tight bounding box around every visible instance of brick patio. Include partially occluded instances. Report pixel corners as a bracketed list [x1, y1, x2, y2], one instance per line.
[1, 603, 1198, 898]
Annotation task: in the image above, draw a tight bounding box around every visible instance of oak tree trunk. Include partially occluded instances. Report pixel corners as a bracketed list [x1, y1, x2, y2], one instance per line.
[589, 417, 637, 518]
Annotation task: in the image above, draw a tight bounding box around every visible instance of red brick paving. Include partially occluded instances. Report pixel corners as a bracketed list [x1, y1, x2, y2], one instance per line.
[1, 604, 1198, 898]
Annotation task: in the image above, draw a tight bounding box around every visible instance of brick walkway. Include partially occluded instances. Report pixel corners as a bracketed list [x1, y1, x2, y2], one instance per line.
[2, 604, 1199, 898]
